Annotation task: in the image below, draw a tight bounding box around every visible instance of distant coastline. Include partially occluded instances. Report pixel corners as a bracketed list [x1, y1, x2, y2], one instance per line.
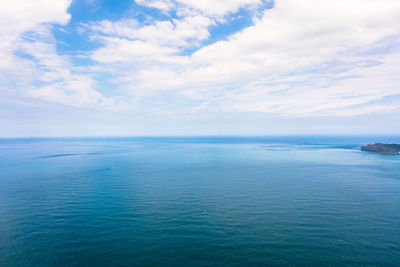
[361, 143, 400, 155]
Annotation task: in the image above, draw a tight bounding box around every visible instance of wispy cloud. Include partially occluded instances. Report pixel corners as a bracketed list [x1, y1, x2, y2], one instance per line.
[0, 0, 118, 110]
[79, 0, 400, 116]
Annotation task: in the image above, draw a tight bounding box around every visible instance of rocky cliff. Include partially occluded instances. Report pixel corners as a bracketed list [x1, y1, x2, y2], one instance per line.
[361, 143, 400, 155]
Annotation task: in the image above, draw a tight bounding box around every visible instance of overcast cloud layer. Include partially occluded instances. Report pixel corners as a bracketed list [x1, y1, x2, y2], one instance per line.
[1, 0, 400, 136]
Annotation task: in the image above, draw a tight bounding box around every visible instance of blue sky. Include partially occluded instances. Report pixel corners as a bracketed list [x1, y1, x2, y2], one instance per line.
[1, 0, 400, 137]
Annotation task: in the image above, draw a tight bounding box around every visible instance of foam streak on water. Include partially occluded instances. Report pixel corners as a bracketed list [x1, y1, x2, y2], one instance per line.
[0, 136, 400, 266]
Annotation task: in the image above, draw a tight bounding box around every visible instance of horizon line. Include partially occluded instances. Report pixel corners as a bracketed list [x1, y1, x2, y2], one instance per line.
[1, 134, 400, 139]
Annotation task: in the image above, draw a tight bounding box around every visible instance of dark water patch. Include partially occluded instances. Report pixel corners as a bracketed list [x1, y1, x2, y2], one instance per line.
[38, 152, 103, 159]
[39, 153, 80, 158]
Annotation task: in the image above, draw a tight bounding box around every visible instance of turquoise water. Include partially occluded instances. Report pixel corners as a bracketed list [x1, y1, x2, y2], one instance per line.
[1, 136, 400, 266]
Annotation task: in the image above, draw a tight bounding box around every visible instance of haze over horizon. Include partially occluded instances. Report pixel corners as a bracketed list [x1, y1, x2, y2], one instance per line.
[2, 0, 400, 137]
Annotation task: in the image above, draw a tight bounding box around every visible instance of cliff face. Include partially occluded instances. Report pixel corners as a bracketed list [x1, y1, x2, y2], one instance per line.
[361, 143, 400, 155]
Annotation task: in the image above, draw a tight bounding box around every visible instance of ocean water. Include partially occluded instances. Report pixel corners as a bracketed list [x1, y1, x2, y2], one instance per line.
[1, 136, 400, 266]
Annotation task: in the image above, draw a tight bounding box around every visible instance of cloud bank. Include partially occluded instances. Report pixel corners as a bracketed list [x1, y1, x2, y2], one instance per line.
[2, 0, 400, 118]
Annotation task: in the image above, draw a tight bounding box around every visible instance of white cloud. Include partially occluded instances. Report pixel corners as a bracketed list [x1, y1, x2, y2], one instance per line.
[91, 37, 181, 63]
[135, 0, 264, 16]
[28, 78, 116, 109]
[0, 0, 117, 109]
[175, 0, 263, 16]
[0, 0, 71, 70]
[88, 14, 215, 48]
[17, 29, 115, 109]
[87, 0, 400, 116]
[135, 0, 175, 12]
[3, 0, 400, 117]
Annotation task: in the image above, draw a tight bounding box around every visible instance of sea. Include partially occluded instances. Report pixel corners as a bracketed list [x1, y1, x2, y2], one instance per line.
[0, 136, 399, 266]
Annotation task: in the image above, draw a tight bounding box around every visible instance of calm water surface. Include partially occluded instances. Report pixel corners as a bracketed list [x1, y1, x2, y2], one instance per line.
[0, 136, 400, 266]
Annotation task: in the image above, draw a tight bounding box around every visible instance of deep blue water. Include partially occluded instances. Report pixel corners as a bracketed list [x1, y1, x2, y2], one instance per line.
[1, 136, 400, 266]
